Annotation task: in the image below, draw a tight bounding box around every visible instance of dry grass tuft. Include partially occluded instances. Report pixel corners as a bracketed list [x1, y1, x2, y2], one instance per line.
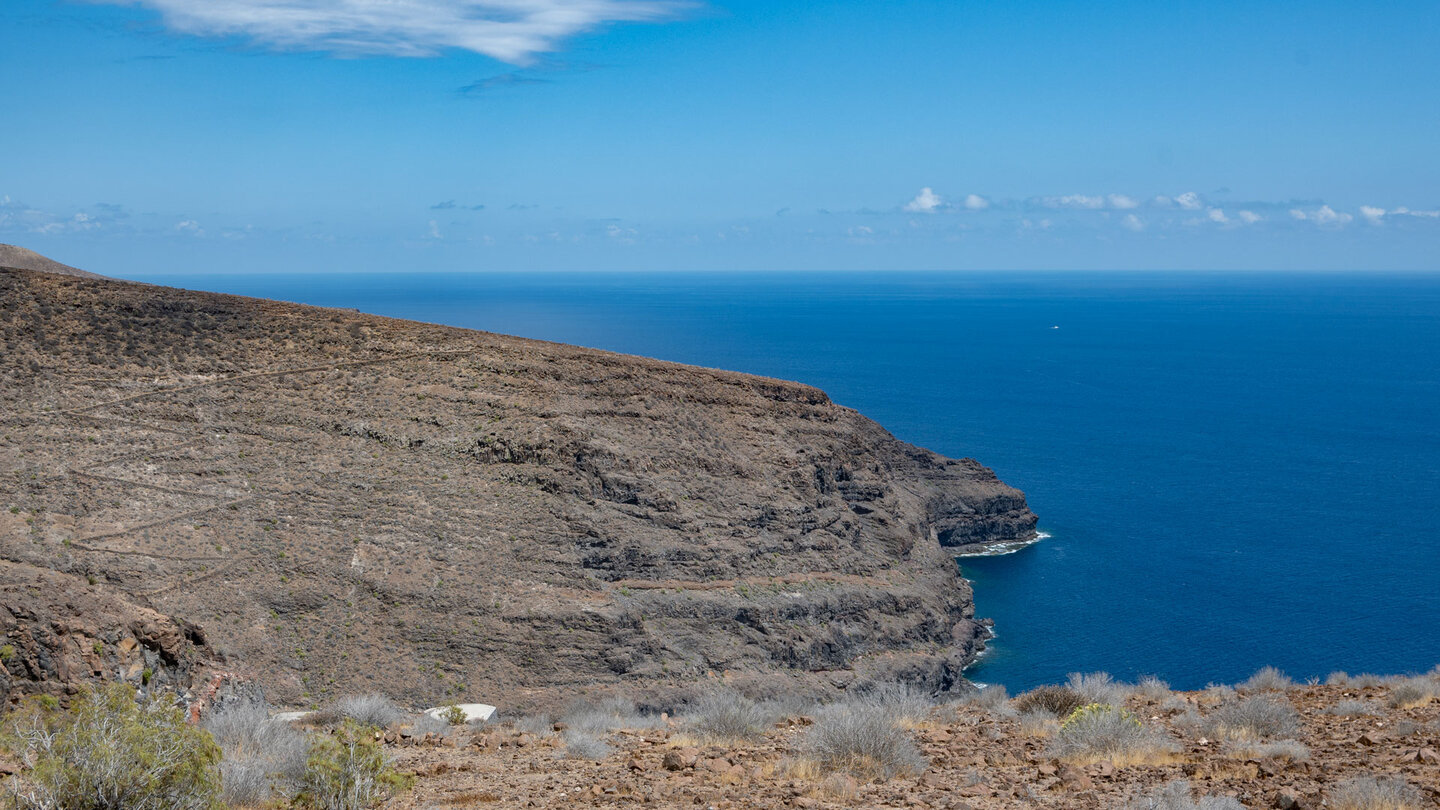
[962, 684, 1016, 716]
[1222, 738, 1309, 762]
[1014, 684, 1085, 718]
[684, 687, 775, 743]
[797, 702, 926, 781]
[1326, 700, 1381, 717]
[1327, 776, 1424, 810]
[1238, 666, 1293, 692]
[1066, 672, 1132, 706]
[1202, 695, 1301, 741]
[1018, 709, 1060, 737]
[1133, 676, 1173, 701]
[1121, 780, 1247, 810]
[1385, 677, 1436, 709]
[331, 694, 406, 729]
[204, 699, 309, 807]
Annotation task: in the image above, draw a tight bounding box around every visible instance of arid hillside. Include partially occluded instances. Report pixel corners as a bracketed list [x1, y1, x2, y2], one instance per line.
[0, 265, 1035, 710]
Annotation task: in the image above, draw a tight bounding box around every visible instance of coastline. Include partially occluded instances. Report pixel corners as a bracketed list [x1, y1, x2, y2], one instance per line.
[953, 529, 1050, 558]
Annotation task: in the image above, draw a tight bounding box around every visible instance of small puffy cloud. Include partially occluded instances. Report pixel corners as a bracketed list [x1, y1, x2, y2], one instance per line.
[1237, 210, 1262, 225]
[1290, 205, 1353, 226]
[87, 0, 689, 63]
[175, 219, 203, 235]
[1207, 208, 1229, 224]
[904, 187, 943, 213]
[963, 194, 990, 210]
[1174, 191, 1203, 210]
[427, 220, 442, 239]
[1121, 214, 1145, 232]
[1107, 194, 1140, 209]
[605, 224, 638, 243]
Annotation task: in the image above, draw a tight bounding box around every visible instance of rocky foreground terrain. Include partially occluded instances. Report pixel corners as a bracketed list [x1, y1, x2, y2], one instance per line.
[0, 261, 1035, 709]
[355, 674, 1440, 810]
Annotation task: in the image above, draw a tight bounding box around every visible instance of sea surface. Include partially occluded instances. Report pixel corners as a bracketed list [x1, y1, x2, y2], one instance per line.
[132, 270, 1440, 691]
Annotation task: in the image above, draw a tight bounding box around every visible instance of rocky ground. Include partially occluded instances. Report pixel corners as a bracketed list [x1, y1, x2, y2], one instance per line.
[0, 264, 1035, 708]
[374, 677, 1440, 810]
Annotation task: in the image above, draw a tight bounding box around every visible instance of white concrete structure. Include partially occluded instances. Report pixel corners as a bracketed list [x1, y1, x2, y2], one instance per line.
[423, 703, 496, 723]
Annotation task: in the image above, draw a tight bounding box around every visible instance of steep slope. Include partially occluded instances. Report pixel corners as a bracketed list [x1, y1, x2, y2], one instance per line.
[0, 266, 1036, 709]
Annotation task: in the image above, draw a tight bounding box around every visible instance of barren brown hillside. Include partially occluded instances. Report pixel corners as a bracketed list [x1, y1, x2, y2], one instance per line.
[0, 266, 1035, 710]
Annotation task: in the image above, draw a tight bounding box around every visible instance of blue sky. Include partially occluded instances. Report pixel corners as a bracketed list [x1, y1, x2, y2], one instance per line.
[3, 0, 1438, 274]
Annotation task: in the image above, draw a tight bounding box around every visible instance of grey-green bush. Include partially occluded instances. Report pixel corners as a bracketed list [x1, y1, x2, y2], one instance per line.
[331, 695, 405, 729]
[1239, 666, 1293, 692]
[1067, 672, 1131, 706]
[685, 688, 773, 742]
[799, 703, 926, 781]
[203, 699, 309, 806]
[1047, 704, 1177, 763]
[1, 683, 223, 810]
[1204, 695, 1300, 741]
[855, 681, 934, 724]
[298, 719, 410, 810]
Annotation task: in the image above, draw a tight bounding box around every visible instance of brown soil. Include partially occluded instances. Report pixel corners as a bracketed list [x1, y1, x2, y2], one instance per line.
[379, 681, 1440, 810]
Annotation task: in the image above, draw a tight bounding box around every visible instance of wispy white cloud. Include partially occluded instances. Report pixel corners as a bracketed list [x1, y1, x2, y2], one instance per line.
[963, 193, 990, 210]
[1107, 194, 1140, 209]
[1121, 213, 1145, 232]
[86, 0, 689, 62]
[1391, 206, 1440, 218]
[1360, 205, 1440, 223]
[1038, 194, 1106, 209]
[903, 187, 943, 213]
[1207, 208, 1229, 224]
[1237, 210, 1262, 225]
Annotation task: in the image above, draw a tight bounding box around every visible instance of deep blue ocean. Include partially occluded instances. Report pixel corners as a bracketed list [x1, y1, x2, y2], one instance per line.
[133, 271, 1440, 691]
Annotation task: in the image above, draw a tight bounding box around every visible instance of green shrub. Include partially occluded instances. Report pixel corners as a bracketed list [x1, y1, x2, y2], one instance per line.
[0, 683, 222, 810]
[439, 704, 467, 726]
[297, 720, 410, 810]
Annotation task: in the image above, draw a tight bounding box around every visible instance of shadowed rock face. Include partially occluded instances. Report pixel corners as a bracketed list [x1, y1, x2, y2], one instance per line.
[0, 266, 1036, 708]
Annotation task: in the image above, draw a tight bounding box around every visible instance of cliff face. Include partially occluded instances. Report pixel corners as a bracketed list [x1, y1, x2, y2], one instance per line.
[0, 266, 1036, 708]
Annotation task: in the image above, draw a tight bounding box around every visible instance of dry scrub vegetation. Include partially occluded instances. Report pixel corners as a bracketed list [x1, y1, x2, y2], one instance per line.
[2, 668, 1439, 809]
